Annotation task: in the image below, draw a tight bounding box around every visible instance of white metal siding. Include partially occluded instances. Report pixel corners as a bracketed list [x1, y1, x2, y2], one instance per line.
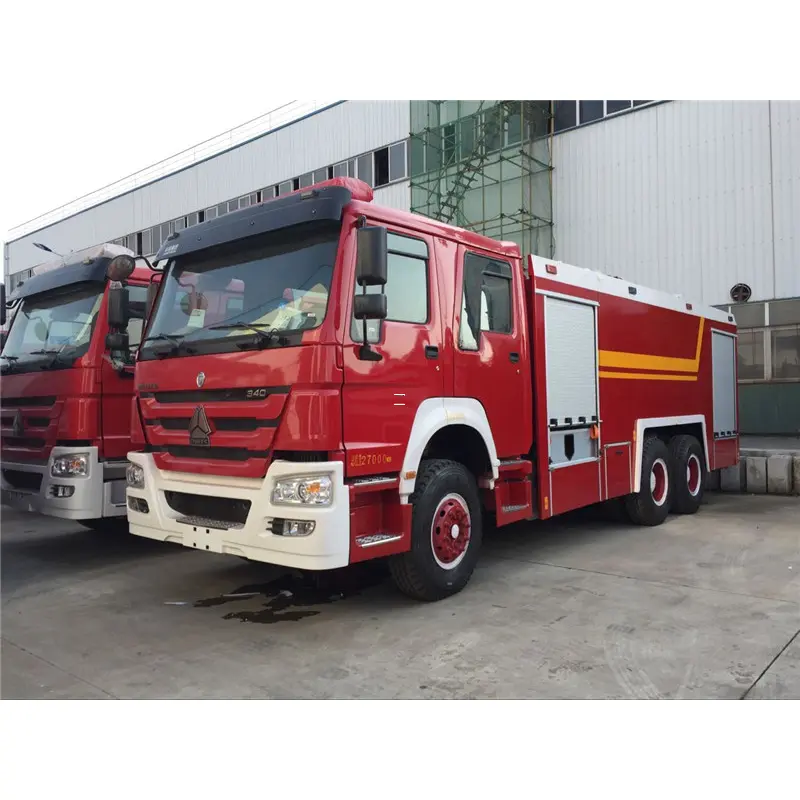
[553, 101, 800, 305]
[712, 331, 737, 435]
[7, 101, 410, 277]
[545, 296, 598, 425]
[770, 102, 800, 299]
[373, 181, 411, 212]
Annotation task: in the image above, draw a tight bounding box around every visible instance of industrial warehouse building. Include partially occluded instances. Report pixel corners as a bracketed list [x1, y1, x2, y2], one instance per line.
[3, 100, 799, 434]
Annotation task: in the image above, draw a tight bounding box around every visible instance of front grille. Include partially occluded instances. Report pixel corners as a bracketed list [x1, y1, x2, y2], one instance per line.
[0, 396, 56, 408]
[152, 445, 270, 461]
[151, 417, 277, 432]
[27, 417, 50, 428]
[165, 491, 251, 526]
[2, 437, 46, 448]
[141, 386, 289, 403]
[2, 469, 43, 492]
[273, 450, 328, 462]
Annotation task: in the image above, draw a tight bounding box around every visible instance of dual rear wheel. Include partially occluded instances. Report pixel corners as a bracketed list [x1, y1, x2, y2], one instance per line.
[624, 434, 705, 525]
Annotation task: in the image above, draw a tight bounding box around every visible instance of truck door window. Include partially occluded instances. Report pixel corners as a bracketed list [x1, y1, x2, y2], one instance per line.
[126, 285, 149, 349]
[458, 253, 513, 350]
[352, 232, 429, 343]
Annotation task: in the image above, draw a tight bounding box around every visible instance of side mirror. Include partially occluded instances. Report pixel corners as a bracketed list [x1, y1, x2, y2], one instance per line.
[353, 293, 387, 320]
[356, 226, 388, 287]
[0, 283, 6, 327]
[107, 285, 129, 329]
[106, 331, 129, 350]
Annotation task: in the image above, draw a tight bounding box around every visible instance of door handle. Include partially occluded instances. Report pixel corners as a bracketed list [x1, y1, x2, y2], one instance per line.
[509, 352, 520, 363]
[424, 345, 439, 360]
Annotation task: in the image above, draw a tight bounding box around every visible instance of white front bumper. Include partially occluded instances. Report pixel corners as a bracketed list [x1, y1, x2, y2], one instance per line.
[125, 452, 351, 570]
[0, 447, 127, 521]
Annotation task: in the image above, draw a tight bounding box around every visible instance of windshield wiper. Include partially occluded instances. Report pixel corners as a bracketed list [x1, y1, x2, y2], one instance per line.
[140, 332, 188, 358]
[208, 322, 289, 347]
[29, 346, 79, 369]
[1, 354, 19, 361]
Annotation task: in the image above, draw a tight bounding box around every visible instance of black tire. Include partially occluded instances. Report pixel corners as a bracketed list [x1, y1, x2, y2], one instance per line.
[78, 518, 129, 534]
[624, 436, 672, 526]
[668, 434, 705, 514]
[388, 459, 482, 602]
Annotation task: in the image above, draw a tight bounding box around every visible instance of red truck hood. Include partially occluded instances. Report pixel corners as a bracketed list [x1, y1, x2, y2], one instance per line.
[135, 345, 343, 479]
[0, 368, 100, 463]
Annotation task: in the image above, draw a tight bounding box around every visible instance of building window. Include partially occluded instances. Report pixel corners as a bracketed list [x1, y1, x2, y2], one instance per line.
[737, 330, 766, 380]
[357, 153, 373, 186]
[772, 325, 800, 380]
[299, 172, 313, 188]
[606, 101, 632, 114]
[374, 148, 390, 187]
[333, 161, 348, 178]
[633, 101, 652, 106]
[459, 116, 477, 161]
[351, 233, 429, 342]
[484, 105, 504, 153]
[388, 141, 407, 182]
[141, 229, 153, 256]
[187, 212, 198, 228]
[217, 203, 227, 217]
[579, 101, 604, 124]
[442, 124, 457, 166]
[553, 101, 577, 132]
[313, 168, 328, 184]
[278, 181, 292, 196]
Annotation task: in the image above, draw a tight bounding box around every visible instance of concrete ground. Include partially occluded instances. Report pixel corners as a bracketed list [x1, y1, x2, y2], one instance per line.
[2, 493, 798, 699]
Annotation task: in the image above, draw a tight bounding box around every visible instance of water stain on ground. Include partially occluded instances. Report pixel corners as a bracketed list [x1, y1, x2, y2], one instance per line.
[194, 563, 388, 624]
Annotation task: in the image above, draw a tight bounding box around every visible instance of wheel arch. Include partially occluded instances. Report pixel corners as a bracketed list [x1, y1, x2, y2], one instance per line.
[399, 398, 499, 502]
[633, 415, 709, 492]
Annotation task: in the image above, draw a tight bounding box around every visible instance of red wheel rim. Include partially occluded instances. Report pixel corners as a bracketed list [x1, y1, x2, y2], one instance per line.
[431, 493, 471, 570]
[650, 458, 668, 506]
[686, 454, 702, 496]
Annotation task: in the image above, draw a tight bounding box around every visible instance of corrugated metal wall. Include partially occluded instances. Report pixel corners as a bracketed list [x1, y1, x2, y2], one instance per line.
[552, 101, 800, 305]
[7, 101, 410, 276]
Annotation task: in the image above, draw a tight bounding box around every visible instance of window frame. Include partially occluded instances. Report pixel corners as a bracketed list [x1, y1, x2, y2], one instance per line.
[350, 228, 431, 345]
[457, 250, 515, 352]
[769, 323, 800, 382]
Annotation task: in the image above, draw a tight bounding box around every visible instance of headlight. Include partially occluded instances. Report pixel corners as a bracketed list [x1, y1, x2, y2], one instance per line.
[51, 453, 89, 478]
[272, 474, 333, 506]
[126, 462, 145, 490]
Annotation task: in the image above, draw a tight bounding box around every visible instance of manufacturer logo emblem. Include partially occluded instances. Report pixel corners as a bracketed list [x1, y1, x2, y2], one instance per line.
[12, 410, 24, 438]
[196, 372, 206, 388]
[189, 406, 212, 447]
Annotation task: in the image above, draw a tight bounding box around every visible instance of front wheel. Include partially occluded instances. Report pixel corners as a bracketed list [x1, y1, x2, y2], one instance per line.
[388, 459, 482, 601]
[624, 436, 672, 526]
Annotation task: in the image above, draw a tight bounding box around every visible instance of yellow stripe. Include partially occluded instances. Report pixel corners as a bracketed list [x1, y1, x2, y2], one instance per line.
[598, 318, 705, 374]
[599, 371, 698, 382]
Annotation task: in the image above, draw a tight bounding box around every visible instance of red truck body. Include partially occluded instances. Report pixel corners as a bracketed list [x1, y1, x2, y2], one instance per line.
[1, 245, 152, 524]
[125, 178, 739, 599]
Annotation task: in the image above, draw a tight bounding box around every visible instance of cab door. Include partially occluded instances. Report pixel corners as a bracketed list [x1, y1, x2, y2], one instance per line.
[341, 226, 445, 477]
[101, 283, 148, 460]
[451, 246, 531, 458]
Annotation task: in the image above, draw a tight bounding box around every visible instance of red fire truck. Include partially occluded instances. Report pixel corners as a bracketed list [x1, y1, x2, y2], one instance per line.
[1, 244, 153, 530]
[119, 178, 739, 600]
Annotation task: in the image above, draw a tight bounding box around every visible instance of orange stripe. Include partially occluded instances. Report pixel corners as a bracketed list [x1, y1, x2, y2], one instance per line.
[599, 371, 698, 382]
[598, 318, 705, 374]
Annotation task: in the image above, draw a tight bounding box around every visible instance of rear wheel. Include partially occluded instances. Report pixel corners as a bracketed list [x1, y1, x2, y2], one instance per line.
[668, 434, 705, 514]
[624, 436, 672, 526]
[388, 459, 482, 602]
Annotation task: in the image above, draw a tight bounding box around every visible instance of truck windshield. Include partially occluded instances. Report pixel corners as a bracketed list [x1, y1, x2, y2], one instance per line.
[141, 222, 339, 358]
[1, 282, 103, 370]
